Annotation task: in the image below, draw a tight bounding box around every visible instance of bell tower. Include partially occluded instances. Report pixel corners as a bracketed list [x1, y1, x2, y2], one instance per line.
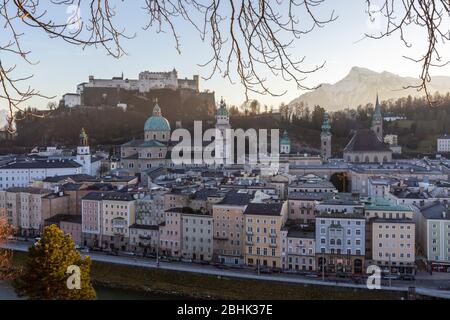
[321, 113, 332, 160]
[371, 94, 383, 141]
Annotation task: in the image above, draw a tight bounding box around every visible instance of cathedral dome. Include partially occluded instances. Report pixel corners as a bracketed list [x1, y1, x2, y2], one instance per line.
[144, 102, 171, 132]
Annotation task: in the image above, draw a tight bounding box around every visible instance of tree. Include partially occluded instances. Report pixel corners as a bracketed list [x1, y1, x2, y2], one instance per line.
[2, 1, 447, 131]
[13, 225, 96, 300]
[228, 105, 240, 116]
[330, 172, 349, 193]
[0, 210, 13, 279]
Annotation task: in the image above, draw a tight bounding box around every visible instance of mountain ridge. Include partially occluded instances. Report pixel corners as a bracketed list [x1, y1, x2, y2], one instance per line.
[289, 66, 450, 111]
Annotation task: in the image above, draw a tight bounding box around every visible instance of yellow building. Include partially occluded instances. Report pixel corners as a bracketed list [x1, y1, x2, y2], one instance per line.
[101, 192, 136, 251]
[244, 202, 288, 269]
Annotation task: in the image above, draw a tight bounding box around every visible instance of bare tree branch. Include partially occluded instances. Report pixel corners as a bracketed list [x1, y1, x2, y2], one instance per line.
[365, 0, 450, 105]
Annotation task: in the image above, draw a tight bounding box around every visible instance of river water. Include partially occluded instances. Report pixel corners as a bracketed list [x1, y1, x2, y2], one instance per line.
[0, 281, 184, 300]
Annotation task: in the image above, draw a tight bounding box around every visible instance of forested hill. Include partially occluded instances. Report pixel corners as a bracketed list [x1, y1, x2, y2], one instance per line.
[11, 87, 215, 148]
[5, 93, 450, 157]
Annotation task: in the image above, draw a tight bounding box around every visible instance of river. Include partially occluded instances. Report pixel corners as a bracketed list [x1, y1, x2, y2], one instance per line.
[0, 281, 185, 300]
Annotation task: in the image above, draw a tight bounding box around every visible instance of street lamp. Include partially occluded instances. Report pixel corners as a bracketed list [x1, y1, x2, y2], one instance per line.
[156, 229, 160, 267]
[388, 253, 392, 287]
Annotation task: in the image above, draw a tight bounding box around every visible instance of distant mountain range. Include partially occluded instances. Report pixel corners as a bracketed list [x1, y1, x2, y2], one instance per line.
[289, 66, 450, 111]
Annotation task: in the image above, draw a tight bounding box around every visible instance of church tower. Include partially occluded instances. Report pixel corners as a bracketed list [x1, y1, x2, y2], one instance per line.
[371, 94, 383, 141]
[321, 113, 332, 160]
[77, 128, 90, 155]
[280, 130, 291, 154]
[215, 98, 231, 164]
[76, 128, 92, 175]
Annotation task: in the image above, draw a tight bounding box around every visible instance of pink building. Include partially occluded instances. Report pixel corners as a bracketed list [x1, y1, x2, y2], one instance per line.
[288, 192, 329, 224]
[45, 214, 82, 245]
[81, 192, 104, 248]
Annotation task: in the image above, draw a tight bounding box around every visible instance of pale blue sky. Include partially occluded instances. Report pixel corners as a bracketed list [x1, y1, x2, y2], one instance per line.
[5, 0, 450, 110]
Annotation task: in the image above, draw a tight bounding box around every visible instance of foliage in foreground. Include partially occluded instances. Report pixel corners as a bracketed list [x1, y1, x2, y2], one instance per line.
[13, 225, 96, 300]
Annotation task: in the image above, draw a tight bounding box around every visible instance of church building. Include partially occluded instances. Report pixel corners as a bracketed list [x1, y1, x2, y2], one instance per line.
[120, 100, 170, 173]
[343, 95, 392, 163]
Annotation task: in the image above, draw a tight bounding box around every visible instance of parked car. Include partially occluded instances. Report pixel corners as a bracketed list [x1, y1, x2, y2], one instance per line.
[284, 269, 298, 274]
[258, 267, 273, 274]
[107, 251, 118, 256]
[382, 274, 401, 280]
[271, 267, 283, 274]
[123, 251, 136, 256]
[79, 247, 89, 253]
[401, 274, 415, 281]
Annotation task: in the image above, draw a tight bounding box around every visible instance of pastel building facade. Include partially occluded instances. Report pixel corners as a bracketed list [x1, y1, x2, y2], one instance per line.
[244, 202, 288, 269]
[181, 210, 214, 261]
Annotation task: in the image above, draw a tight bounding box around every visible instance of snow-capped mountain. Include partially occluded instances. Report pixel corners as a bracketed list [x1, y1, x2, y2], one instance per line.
[289, 66, 450, 111]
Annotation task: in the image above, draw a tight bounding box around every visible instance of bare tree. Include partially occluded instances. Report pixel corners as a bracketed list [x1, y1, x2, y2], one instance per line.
[1, 0, 336, 132]
[0, 209, 13, 279]
[365, 0, 450, 103]
[1, 1, 449, 133]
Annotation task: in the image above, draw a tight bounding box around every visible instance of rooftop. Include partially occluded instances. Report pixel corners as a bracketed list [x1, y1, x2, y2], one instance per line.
[344, 129, 391, 153]
[244, 202, 284, 216]
[45, 214, 82, 224]
[421, 202, 450, 220]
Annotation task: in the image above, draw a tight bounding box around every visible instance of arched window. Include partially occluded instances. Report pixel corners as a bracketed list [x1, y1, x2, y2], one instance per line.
[374, 156, 379, 163]
[355, 156, 360, 163]
[383, 156, 388, 163]
[364, 156, 370, 163]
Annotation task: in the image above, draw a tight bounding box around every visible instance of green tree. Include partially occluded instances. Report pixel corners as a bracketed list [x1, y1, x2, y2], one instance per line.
[13, 225, 96, 300]
[330, 172, 349, 193]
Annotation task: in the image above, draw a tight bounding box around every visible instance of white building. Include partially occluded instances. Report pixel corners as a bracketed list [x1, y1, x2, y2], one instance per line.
[215, 98, 231, 166]
[437, 135, 450, 153]
[181, 210, 214, 262]
[75, 69, 199, 95]
[63, 93, 81, 107]
[0, 159, 82, 190]
[75, 128, 102, 176]
[315, 212, 366, 274]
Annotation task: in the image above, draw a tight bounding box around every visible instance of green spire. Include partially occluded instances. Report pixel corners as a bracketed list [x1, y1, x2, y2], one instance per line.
[281, 130, 291, 145]
[217, 97, 229, 116]
[374, 93, 382, 119]
[321, 113, 331, 134]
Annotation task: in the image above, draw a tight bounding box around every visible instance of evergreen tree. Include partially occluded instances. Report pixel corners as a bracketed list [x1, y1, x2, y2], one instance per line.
[14, 225, 96, 300]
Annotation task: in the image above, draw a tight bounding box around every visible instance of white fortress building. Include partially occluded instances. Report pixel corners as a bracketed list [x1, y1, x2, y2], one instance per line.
[64, 69, 200, 107]
[76, 69, 199, 95]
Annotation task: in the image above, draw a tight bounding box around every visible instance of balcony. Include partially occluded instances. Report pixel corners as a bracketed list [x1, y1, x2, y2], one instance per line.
[269, 233, 277, 238]
[246, 230, 253, 235]
[246, 240, 254, 245]
[269, 243, 277, 248]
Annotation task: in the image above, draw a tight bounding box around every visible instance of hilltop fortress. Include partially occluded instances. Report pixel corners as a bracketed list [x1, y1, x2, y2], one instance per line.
[63, 69, 206, 108]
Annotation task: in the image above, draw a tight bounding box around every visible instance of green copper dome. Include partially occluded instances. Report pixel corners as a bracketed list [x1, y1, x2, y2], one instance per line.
[321, 113, 331, 134]
[217, 98, 229, 116]
[281, 130, 291, 145]
[144, 102, 171, 132]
